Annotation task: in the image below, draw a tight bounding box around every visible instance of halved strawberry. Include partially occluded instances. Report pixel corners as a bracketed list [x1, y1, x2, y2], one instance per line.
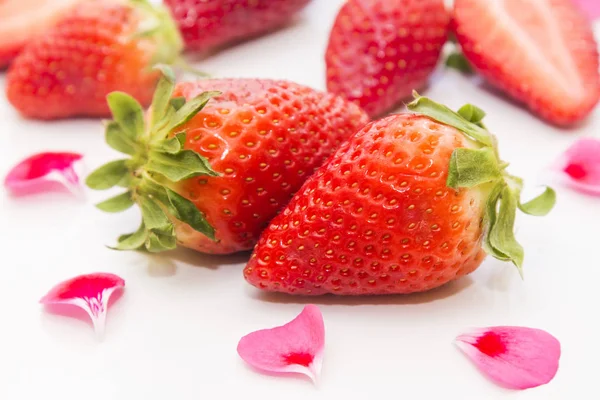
[0, 0, 82, 69]
[453, 0, 600, 126]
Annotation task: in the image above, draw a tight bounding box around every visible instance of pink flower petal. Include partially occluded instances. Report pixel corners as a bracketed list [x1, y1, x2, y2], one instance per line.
[573, 0, 600, 20]
[553, 138, 600, 196]
[237, 305, 325, 383]
[4, 152, 84, 196]
[40, 273, 125, 339]
[455, 326, 561, 390]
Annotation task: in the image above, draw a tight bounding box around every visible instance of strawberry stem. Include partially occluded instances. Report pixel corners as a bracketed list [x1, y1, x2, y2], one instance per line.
[129, 0, 184, 68]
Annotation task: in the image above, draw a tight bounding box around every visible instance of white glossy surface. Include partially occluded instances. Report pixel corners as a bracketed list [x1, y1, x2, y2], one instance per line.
[0, 2, 599, 399]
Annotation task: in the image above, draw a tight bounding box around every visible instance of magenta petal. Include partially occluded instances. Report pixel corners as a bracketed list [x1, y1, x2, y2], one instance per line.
[455, 326, 561, 390]
[237, 305, 325, 383]
[40, 273, 125, 339]
[572, 0, 600, 20]
[4, 152, 84, 196]
[553, 138, 600, 196]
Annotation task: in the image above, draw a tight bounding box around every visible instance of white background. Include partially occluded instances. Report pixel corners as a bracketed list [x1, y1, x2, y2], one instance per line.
[1, 1, 599, 399]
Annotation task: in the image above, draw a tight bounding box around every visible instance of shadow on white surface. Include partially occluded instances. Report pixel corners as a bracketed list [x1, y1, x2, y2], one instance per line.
[485, 263, 520, 293]
[248, 276, 475, 306]
[239, 362, 316, 386]
[141, 247, 252, 277]
[184, 17, 309, 66]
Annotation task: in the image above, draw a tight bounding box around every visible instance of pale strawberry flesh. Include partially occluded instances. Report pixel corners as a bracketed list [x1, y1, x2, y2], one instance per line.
[453, 0, 600, 126]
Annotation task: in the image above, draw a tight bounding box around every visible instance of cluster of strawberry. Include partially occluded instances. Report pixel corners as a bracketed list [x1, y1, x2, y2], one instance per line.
[1, 0, 598, 297]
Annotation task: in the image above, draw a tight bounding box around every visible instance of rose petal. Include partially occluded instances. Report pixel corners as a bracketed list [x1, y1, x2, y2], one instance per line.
[4, 152, 84, 196]
[40, 273, 125, 339]
[455, 326, 561, 390]
[237, 305, 325, 383]
[553, 138, 600, 196]
[572, 0, 600, 20]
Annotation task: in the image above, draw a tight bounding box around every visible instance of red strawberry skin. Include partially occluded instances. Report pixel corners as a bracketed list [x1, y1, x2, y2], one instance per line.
[325, 0, 450, 118]
[0, 0, 83, 69]
[5, 1, 181, 120]
[171, 79, 369, 254]
[164, 0, 311, 53]
[0, 46, 21, 70]
[244, 114, 488, 295]
[453, 0, 600, 126]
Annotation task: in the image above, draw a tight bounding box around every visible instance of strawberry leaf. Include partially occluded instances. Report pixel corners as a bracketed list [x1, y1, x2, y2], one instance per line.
[146, 149, 218, 181]
[137, 179, 178, 215]
[150, 67, 176, 127]
[457, 104, 486, 125]
[407, 92, 493, 146]
[95, 191, 135, 213]
[446, 52, 474, 74]
[146, 226, 177, 252]
[165, 187, 215, 240]
[518, 187, 556, 216]
[482, 183, 511, 262]
[139, 197, 172, 230]
[447, 148, 502, 189]
[105, 121, 137, 155]
[169, 91, 221, 131]
[170, 97, 186, 111]
[113, 223, 148, 251]
[106, 92, 145, 140]
[86, 159, 130, 190]
[159, 132, 187, 154]
[489, 186, 525, 275]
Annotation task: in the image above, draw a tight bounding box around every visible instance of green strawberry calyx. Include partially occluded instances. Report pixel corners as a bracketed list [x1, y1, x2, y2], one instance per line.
[407, 92, 556, 277]
[129, 0, 186, 70]
[86, 67, 221, 253]
[445, 51, 474, 74]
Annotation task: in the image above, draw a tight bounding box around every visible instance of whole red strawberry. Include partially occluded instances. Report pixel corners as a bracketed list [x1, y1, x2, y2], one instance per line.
[0, 0, 84, 69]
[164, 0, 312, 53]
[86, 69, 368, 254]
[243, 95, 556, 295]
[5, 0, 183, 120]
[325, 0, 450, 118]
[453, 0, 600, 126]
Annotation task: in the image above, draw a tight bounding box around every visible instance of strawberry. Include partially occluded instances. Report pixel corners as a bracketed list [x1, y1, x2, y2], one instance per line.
[325, 0, 450, 118]
[86, 69, 368, 254]
[453, 0, 600, 126]
[5, 0, 184, 120]
[0, 0, 83, 69]
[164, 0, 312, 53]
[243, 94, 556, 295]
